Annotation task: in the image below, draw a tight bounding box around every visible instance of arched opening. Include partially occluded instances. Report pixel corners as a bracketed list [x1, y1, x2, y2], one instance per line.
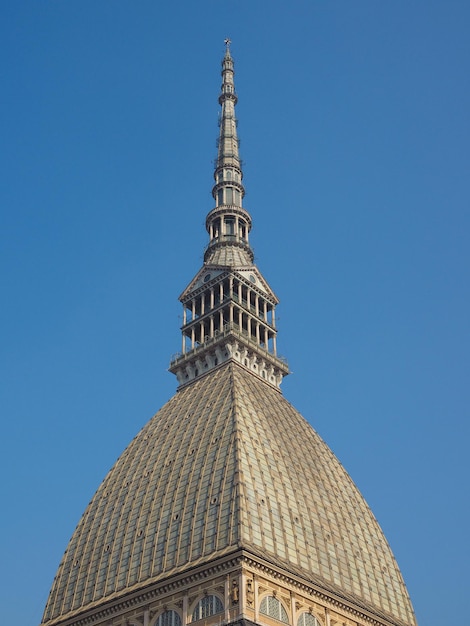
[191, 595, 224, 622]
[259, 596, 289, 623]
[153, 610, 182, 626]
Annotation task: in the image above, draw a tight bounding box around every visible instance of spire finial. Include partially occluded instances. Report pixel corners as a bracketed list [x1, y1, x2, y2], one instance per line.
[224, 38, 232, 57]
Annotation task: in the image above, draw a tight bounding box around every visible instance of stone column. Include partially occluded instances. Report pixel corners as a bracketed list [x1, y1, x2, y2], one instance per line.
[253, 576, 259, 623]
[240, 572, 246, 617]
[225, 575, 230, 621]
[290, 593, 295, 626]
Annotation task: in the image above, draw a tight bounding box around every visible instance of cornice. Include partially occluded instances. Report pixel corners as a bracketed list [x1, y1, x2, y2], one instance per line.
[238, 551, 412, 626]
[169, 331, 288, 390]
[45, 549, 413, 626]
[43, 551, 244, 626]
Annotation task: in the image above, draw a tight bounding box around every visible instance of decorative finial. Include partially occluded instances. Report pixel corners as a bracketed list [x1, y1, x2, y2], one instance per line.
[224, 38, 231, 48]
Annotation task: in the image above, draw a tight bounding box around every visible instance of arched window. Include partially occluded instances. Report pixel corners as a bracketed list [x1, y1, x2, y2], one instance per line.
[259, 596, 289, 623]
[297, 614, 320, 626]
[191, 595, 224, 622]
[154, 610, 181, 626]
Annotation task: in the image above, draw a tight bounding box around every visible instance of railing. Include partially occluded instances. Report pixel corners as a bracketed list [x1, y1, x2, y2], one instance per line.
[169, 322, 288, 368]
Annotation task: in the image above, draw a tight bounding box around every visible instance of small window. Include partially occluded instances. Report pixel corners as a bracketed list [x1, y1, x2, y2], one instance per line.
[297, 614, 320, 626]
[155, 610, 182, 626]
[259, 596, 289, 624]
[225, 217, 235, 235]
[192, 595, 223, 622]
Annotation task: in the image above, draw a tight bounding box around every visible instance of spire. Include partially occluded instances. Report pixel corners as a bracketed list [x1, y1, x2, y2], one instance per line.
[216, 38, 241, 171]
[169, 43, 289, 389]
[205, 39, 252, 264]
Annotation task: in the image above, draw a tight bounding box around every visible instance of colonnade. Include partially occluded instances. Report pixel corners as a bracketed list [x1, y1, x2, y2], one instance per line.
[208, 214, 248, 243]
[182, 276, 277, 356]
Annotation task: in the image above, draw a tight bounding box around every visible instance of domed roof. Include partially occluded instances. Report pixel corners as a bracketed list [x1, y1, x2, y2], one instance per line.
[42, 363, 415, 626]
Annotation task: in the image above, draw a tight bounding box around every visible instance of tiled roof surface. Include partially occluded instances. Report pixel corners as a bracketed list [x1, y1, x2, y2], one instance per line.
[204, 244, 252, 267]
[42, 363, 415, 625]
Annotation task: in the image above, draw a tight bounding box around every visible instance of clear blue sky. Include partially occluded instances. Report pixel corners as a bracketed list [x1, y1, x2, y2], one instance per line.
[1, 2, 469, 625]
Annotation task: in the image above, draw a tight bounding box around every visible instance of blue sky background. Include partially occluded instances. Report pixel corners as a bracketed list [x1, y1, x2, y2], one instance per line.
[1, 2, 469, 625]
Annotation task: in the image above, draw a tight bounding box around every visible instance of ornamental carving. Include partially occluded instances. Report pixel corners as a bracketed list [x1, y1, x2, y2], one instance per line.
[246, 579, 254, 607]
[231, 579, 239, 604]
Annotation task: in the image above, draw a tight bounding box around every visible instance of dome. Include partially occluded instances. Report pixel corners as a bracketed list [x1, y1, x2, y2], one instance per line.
[41, 42, 416, 626]
[42, 363, 415, 626]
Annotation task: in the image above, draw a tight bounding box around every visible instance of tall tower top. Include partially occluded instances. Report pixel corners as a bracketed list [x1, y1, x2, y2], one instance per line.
[169, 44, 289, 389]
